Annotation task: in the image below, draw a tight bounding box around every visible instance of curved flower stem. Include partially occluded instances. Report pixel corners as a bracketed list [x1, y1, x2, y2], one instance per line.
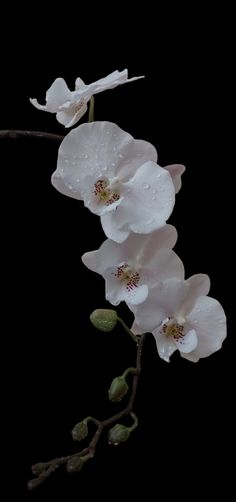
[88, 96, 95, 122]
[117, 317, 139, 343]
[0, 130, 64, 142]
[28, 332, 147, 490]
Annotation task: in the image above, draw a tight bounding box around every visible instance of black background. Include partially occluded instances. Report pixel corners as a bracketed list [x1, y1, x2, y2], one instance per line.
[1, 5, 233, 500]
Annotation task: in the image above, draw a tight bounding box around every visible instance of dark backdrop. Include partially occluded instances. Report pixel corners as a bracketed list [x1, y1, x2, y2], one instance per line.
[1, 6, 233, 500]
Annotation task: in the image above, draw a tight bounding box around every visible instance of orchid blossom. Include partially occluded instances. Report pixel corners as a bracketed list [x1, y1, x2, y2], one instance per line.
[132, 274, 226, 362]
[82, 225, 184, 305]
[52, 121, 176, 242]
[30, 69, 144, 127]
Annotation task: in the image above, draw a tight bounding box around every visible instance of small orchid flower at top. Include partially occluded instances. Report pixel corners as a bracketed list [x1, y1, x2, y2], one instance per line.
[82, 225, 185, 306]
[30, 69, 144, 128]
[51, 121, 178, 242]
[132, 274, 227, 362]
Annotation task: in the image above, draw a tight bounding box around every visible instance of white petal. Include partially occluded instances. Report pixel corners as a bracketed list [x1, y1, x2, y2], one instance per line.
[30, 78, 71, 113]
[75, 77, 86, 89]
[132, 279, 189, 333]
[111, 162, 175, 234]
[101, 213, 129, 243]
[90, 69, 144, 94]
[182, 296, 227, 362]
[164, 164, 185, 193]
[153, 332, 177, 362]
[180, 274, 211, 317]
[142, 249, 185, 287]
[131, 289, 167, 332]
[29, 98, 48, 112]
[82, 238, 129, 274]
[174, 329, 198, 353]
[117, 139, 157, 182]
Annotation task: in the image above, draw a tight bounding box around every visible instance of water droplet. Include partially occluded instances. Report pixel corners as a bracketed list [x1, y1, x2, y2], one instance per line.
[65, 159, 69, 164]
[118, 154, 124, 159]
[76, 178, 80, 183]
[151, 195, 156, 201]
[84, 154, 88, 159]
[146, 218, 154, 225]
[143, 183, 150, 190]
[106, 131, 110, 135]
[66, 183, 73, 190]
[111, 162, 116, 167]
[103, 166, 108, 171]
[196, 309, 201, 313]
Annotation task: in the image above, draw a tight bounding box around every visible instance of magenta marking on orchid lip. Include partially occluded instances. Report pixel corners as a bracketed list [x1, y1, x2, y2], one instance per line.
[93, 179, 120, 206]
[114, 264, 140, 291]
[161, 318, 184, 341]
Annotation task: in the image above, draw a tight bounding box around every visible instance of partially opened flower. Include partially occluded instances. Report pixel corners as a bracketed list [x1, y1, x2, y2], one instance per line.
[52, 121, 175, 242]
[30, 69, 144, 128]
[82, 225, 184, 306]
[132, 274, 226, 362]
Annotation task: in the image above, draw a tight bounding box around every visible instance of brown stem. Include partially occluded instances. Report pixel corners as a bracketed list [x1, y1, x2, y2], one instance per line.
[28, 333, 147, 490]
[0, 130, 64, 142]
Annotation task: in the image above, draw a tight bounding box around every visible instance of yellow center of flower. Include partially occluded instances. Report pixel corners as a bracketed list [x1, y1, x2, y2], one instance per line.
[161, 318, 184, 341]
[114, 263, 140, 291]
[94, 179, 120, 206]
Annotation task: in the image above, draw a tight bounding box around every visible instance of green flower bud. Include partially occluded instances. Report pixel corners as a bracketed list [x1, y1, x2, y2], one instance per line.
[66, 456, 84, 473]
[108, 376, 129, 402]
[27, 478, 43, 491]
[108, 424, 130, 445]
[90, 309, 118, 332]
[31, 462, 48, 476]
[71, 421, 88, 441]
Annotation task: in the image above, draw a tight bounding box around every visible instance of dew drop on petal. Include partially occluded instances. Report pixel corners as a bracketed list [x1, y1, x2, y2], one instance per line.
[143, 183, 150, 190]
[146, 218, 154, 225]
[118, 154, 124, 159]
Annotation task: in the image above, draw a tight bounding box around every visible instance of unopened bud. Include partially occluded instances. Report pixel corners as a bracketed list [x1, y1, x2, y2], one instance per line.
[108, 376, 129, 402]
[27, 478, 42, 490]
[31, 462, 47, 476]
[108, 424, 130, 445]
[66, 456, 84, 473]
[71, 421, 88, 441]
[90, 309, 118, 332]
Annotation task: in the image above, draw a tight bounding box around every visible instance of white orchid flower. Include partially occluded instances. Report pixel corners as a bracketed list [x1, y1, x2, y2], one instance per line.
[30, 70, 144, 128]
[132, 274, 226, 362]
[51, 121, 176, 242]
[82, 225, 184, 306]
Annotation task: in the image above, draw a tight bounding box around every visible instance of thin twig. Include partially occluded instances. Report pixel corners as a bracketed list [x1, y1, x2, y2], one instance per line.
[28, 333, 147, 490]
[0, 130, 64, 142]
